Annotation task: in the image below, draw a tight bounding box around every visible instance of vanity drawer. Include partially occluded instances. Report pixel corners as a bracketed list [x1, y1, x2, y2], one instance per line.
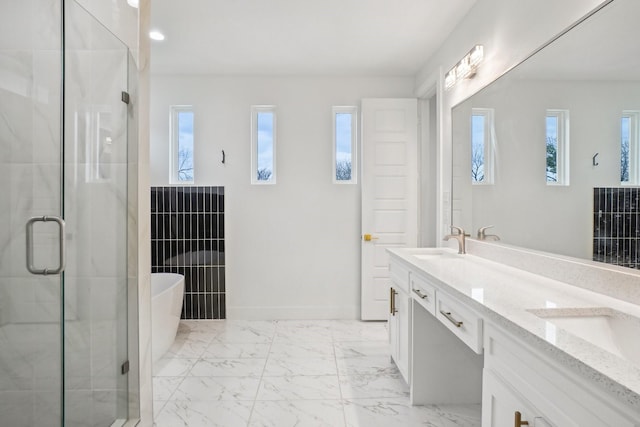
[435, 292, 483, 354]
[409, 272, 436, 315]
[389, 260, 410, 294]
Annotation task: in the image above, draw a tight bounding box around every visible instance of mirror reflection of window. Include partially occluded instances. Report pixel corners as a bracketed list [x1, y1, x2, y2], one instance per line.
[545, 109, 569, 186]
[471, 108, 495, 185]
[621, 111, 639, 185]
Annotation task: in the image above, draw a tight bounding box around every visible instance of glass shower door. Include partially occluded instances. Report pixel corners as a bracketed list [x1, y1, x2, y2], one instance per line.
[0, 1, 131, 426]
[0, 1, 65, 426]
[63, 1, 130, 426]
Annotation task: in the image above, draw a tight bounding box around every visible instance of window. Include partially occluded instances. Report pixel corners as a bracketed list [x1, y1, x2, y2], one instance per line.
[621, 111, 640, 184]
[170, 105, 194, 183]
[333, 106, 357, 183]
[251, 106, 276, 184]
[545, 109, 569, 185]
[471, 108, 495, 184]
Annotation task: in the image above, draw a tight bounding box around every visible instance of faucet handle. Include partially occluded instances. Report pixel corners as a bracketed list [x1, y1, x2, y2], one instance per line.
[477, 225, 500, 241]
[450, 226, 469, 237]
[477, 225, 494, 239]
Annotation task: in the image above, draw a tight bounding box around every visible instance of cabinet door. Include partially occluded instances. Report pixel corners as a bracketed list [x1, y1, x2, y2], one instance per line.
[388, 286, 410, 384]
[396, 290, 411, 382]
[389, 286, 399, 365]
[483, 370, 554, 427]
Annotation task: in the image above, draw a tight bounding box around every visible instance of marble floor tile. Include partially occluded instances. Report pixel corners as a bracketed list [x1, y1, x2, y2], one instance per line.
[212, 327, 275, 344]
[151, 320, 481, 426]
[256, 375, 341, 400]
[339, 373, 410, 399]
[154, 400, 253, 427]
[203, 342, 271, 359]
[263, 357, 338, 376]
[189, 358, 266, 377]
[272, 322, 333, 343]
[343, 399, 481, 427]
[152, 376, 184, 401]
[268, 342, 334, 358]
[330, 321, 388, 342]
[336, 355, 399, 376]
[152, 358, 197, 377]
[334, 341, 390, 358]
[249, 400, 346, 427]
[171, 376, 260, 401]
[153, 400, 167, 419]
[163, 335, 212, 359]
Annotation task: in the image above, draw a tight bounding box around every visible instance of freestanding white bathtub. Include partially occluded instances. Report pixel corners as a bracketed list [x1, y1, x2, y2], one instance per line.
[151, 273, 185, 362]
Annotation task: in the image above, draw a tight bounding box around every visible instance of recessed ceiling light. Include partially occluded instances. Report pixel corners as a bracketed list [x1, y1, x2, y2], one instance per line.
[149, 30, 165, 41]
[127, 0, 139, 8]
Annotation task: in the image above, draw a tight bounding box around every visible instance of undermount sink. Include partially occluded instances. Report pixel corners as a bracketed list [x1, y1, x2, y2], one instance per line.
[410, 248, 459, 260]
[527, 307, 640, 364]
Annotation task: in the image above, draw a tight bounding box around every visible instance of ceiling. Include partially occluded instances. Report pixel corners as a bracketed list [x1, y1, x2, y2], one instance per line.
[150, 0, 476, 76]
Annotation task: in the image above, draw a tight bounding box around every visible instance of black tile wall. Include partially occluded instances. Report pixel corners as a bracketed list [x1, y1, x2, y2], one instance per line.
[151, 186, 226, 319]
[593, 187, 640, 270]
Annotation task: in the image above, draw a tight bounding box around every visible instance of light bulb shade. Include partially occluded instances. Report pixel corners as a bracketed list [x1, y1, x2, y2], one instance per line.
[469, 45, 484, 67]
[444, 69, 457, 90]
[445, 44, 484, 90]
[127, 0, 139, 8]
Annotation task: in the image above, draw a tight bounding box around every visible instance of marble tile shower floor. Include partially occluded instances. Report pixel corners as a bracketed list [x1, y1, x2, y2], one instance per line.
[152, 320, 480, 427]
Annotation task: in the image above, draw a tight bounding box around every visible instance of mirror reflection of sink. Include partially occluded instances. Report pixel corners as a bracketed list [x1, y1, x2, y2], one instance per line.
[527, 307, 640, 364]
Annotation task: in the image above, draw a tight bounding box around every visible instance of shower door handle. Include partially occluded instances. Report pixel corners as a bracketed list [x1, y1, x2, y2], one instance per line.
[26, 216, 66, 275]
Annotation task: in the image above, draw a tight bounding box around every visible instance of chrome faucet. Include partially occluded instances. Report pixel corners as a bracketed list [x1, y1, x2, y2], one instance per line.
[477, 225, 500, 241]
[443, 226, 469, 254]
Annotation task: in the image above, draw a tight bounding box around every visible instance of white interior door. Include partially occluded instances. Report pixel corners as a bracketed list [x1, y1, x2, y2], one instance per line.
[361, 98, 418, 320]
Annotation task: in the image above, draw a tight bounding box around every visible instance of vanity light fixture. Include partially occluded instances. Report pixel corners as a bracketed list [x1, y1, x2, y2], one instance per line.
[445, 45, 484, 90]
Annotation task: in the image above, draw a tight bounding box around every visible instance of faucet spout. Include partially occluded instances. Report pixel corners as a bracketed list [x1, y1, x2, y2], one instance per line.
[443, 226, 469, 254]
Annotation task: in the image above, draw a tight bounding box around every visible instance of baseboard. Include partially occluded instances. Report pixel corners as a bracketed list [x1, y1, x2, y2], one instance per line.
[226, 305, 360, 320]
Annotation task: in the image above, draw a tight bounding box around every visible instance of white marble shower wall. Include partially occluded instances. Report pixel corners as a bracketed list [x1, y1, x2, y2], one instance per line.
[0, 0, 63, 325]
[0, 0, 65, 425]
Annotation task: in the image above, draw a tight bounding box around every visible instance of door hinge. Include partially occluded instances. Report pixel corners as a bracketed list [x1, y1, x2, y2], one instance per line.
[121, 91, 130, 104]
[121, 360, 130, 375]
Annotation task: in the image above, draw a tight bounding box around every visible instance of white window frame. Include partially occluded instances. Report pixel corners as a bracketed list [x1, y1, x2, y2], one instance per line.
[546, 109, 570, 186]
[332, 106, 358, 184]
[471, 107, 495, 185]
[169, 105, 194, 184]
[621, 111, 640, 185]
[251, 105, 277, 185]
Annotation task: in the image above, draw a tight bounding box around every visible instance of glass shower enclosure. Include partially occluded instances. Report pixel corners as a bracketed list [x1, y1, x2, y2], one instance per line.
[0, 1, 135, 425]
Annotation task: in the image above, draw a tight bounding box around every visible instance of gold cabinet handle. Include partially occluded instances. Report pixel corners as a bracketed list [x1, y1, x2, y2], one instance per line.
[389, 287, 398, 316]
[439, 310, 463, 327]
[412, 288, 428, 300]
[514, 411, 529, 427]
[363, 233, 379, 242]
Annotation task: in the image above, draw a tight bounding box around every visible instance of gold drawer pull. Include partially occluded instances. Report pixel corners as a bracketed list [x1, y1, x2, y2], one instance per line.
[412, 288, 428, 300]
[514, 411, 529, 427]
[390, 288, 398, 315]
[440, 310, 463, 327]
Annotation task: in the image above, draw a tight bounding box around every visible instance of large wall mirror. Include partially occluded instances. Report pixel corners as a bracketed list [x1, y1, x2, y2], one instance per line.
[452, 0, 640, 265]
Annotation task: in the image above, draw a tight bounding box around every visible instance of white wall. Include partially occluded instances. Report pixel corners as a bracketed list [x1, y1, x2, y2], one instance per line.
[150, 76, 414, 319]
[414, 0, 608, 241]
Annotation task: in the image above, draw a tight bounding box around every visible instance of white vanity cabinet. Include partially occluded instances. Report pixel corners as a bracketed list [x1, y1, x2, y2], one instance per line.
[483, 324, 639, 427]
[388, 259, 411, 383]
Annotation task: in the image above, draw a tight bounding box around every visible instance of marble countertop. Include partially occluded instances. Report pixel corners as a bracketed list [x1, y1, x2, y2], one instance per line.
[387, 247, 640, 411]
